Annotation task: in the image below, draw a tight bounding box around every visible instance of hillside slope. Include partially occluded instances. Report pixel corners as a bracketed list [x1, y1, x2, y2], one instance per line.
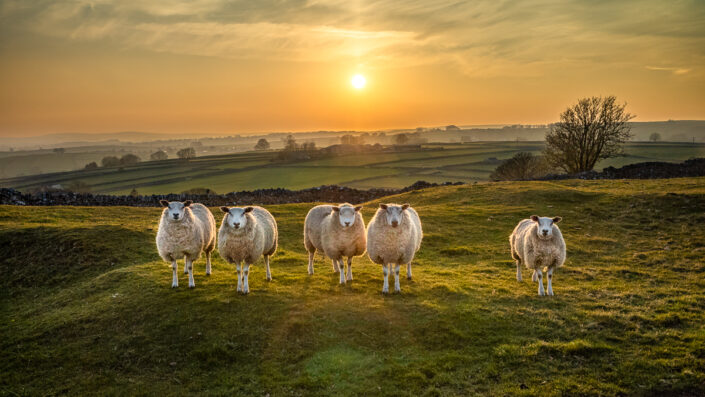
[2, 179, 705, 395]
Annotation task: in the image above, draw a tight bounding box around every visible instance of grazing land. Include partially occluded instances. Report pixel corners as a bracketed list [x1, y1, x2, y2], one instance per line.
[2, 178, 704, 395]
[2, 141, 703, 195]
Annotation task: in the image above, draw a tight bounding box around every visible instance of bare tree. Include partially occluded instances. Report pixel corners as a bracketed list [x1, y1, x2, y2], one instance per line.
[101, 156, 121, 167]
[150, 150, 168, 160]
[177, 147, 196, 159]
[120, 153, 141, 165]
[283, 135, 298, 151]
[395, 133, 409, 145]
[544, 96, 634, 173]
[254, 138, 270, 150]
[649, 132, 662, 142]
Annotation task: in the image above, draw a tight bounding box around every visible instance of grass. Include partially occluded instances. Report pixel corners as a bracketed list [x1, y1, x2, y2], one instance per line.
[2, 141, 703, 195]
[2, 178, 705, 395]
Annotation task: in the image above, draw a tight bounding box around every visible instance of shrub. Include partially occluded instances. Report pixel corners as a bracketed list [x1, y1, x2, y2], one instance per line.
[490, 152, 551, 181]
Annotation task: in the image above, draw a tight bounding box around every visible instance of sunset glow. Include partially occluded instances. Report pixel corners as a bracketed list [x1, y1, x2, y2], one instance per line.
[0, 1, 704, 136]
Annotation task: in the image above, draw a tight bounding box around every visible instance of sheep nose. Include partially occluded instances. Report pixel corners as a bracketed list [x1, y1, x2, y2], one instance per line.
[542, 230, 548, 235]
[345, 221, 350, 226]
[234, 222, 240, 228]
[392, 220, 399, 227]
[173, 214, 179, 219]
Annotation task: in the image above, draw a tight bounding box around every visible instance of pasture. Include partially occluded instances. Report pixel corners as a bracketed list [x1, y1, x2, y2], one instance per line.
[1, 141, 703, 195]
[2, 178, 704, 395]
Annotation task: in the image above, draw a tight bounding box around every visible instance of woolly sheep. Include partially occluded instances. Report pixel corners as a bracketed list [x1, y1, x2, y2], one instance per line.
[156, 200, 216, 288]
[510, 215, 566, 296]
[366, 203, 423, 293]
[303, 203, 366, 284]
[218, 206, 277, 294]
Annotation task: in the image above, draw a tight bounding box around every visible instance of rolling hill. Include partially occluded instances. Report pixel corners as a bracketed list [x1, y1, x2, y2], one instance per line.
[2, 178, 704, 395]
[2, 141, 704, 195]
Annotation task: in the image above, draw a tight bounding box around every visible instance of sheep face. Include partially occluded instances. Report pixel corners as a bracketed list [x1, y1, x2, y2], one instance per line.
[332, 204, 362, 228]
[530, 215, 562, 239]
[220, 206, 254, 229]
[379, 203, 410, 228]
[160, 200, 192, 222]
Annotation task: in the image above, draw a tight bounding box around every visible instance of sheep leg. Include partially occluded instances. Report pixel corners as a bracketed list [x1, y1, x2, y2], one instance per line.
[171, 260, 178, 288]
[394, 264, 401, 293]
[187, 259, 195, 288]
[236, 262, 243, 292]
[536, 269, 545, 296]
[184, 260, 188, 274]
[332, 259, 339, 273]
[516, 260, 522, 282]
[205, 251, 212, 276]
[531, 270, 537, 282]
[307, 251, 315, 275]
[546, 267, 554, 296]
[406, 262, 413, 280]
[265, 255, 272, 281]
[243, 263, 250, 294]
[338, 259, 346, 284]
[346, 257, 353, 281]
[382, 263, 390, 294]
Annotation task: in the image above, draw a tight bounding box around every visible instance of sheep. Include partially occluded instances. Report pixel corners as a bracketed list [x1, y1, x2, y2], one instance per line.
[156, 200, 216, 288]
[218, 206, 277, 294]
[510, 215, 566, 296]
[366, 203, 423, 293]
[303, 203, 366, 284]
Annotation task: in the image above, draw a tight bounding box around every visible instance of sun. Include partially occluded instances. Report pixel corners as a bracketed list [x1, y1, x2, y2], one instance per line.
[351, 74, 366, 89]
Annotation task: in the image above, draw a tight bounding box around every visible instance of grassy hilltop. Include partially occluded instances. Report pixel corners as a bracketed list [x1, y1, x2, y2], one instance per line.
[2, 178, 705, 395]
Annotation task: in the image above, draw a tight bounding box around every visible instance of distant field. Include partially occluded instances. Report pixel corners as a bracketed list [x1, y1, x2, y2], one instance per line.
[1, 142, 703, 194]
[2, 179, 704, 395]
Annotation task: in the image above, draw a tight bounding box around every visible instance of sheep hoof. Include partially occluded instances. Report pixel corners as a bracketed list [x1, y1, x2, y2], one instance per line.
[266, 277, 272, 282]
[189, 285, 195, 289]
[206, 272, 211, 276]
[171, 284, 178, 288]
[382, 287, 389, 294]
[407, 275, 412, 280]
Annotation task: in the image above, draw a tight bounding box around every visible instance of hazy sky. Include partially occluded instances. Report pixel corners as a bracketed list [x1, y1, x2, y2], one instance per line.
[1, 0, 704, 136]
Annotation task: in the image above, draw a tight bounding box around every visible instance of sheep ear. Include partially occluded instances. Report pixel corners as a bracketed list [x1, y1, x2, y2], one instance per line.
[552, 216, 562, 223]
[244, 206, 254, 213]
[530, 215, 539, 222]
[401, 204, 410, 210]
[354, 205, 362, 212]
[379, 204, 388, 210]
[220, 206, 230, 213]
[332, 206, 340, 212]
[183, 200, 192, 207]
[159, 200, 169, 207]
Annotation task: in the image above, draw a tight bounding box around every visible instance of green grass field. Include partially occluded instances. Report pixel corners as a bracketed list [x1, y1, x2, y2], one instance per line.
[2, 142, 703, 195]
[2, 178, 704, 395]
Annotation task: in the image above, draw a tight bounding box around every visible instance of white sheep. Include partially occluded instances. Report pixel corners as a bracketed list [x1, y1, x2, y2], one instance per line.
[303, 203, 366, 284]
[156, 200, 216, 288]
[510, 215, 566, 296]
[366, 203, 423, 293]
[218, 206, 277, 294]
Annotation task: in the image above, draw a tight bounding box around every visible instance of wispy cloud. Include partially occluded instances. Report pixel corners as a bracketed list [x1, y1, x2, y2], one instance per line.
[646, 66, 691, 75]
[1, 0, 704, 77]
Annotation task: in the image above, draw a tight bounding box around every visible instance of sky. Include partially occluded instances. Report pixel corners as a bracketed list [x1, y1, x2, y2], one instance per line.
[1, 0, 704, 137]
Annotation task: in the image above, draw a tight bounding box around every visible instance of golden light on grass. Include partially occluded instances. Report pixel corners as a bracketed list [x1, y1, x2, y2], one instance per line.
[351, 74, 366, 89]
